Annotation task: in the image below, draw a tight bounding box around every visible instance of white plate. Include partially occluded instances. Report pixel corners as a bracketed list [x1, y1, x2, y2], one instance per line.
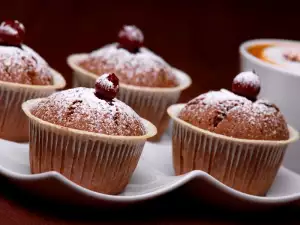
[1, 130, 300, 209]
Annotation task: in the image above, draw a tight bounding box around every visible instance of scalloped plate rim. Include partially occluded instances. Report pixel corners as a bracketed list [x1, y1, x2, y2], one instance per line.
[1, 159, 300, 204]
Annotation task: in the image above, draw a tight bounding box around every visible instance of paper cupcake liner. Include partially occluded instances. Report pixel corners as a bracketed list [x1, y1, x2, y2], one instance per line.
[117, 86, 182, 142]
[67, 54, 192, 141]
[22, 98, 157, 195]
[168, 104, 299, 196]
[0, 68, 65, 142]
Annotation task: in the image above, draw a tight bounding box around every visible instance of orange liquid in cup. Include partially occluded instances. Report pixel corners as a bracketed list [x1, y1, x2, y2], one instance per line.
[247, 44, 278, 65]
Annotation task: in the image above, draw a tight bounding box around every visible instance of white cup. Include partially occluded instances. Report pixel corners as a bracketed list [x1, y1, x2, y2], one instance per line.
[239, 39, 300, 173]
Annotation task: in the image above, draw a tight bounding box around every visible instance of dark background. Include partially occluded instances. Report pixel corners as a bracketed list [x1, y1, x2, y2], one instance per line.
[2, 0, 300, 102]
[1, 1, 300, 223]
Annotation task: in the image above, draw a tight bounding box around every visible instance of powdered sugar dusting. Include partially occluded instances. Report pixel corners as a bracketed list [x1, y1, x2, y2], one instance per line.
[96, 73, 114, 89]
[227, 99, 282, 130]
[179, 89, 288, 140]
[79, 43, 178, 87]
[195, 89, 249, 108]
[0, 45, 52, 85]
[233, 71, 260, 87]
[122, 25, 144, 42]
[254, 99, 278, 115]
[190, 89, 281, 121]
[89, 43, 168, 75]
[21, 44, 48, 66]
[32, 87, 146, 136]
[54, 87, 135, 117]
[0, 25, 18, 35]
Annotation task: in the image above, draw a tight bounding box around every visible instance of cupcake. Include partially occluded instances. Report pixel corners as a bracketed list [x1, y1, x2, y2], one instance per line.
[0, 20, 65, 142]
[22, 73, 157, 194]
[67, 25, 191, 141]
[167, 71, 299, 195]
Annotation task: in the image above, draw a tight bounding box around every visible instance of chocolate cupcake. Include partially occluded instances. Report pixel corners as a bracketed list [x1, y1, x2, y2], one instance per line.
[22, 73, 157, 194]
[67, 25, 191, 141]
[0, 20, 65, 142]
[167, 71, 298, 196]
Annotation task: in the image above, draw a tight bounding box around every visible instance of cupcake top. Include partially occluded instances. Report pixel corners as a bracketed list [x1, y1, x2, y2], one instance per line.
[0, 20, 52, 85]
[78, 25, 178, 88]
[31, 73, 146, 136]
[179, 71, 289, 140]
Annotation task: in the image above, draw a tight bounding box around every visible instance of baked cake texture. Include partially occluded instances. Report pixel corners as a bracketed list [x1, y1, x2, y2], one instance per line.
[179, 89, 289, 140]
[79, 44, 178, 88]
[31, 87, 146, 136]
[0, 45, 52, 85]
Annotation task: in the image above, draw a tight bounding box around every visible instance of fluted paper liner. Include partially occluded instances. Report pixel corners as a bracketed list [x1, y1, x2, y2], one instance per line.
[67, 54, 191, 142]
[22, 98, 157, 195]
[167, 104, 299, 196]
[0, 69, 66, 142]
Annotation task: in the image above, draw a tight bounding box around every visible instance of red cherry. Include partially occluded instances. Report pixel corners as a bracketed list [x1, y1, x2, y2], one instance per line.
[232, 71, 261, 101]
[1, 20, 25, 40]
[0, 20, 25, 47]
[117, 25, 144, 53]
[95, 73, 119, 100]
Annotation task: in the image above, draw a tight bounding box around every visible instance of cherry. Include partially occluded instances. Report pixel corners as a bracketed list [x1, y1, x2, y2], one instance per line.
[95, 73, 119, 100]
[117, 25, 144, 53]
[232, 70, 261, 101]
[0, 20, 25, 47]
[1, 20, 25, 40]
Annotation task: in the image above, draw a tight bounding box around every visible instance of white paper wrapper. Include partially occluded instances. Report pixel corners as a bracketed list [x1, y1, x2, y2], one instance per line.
[67, 54, 191, 142]
[22, 98, 157, 195]
[167, 104, 299, 196]
[0, 69, 65, 142]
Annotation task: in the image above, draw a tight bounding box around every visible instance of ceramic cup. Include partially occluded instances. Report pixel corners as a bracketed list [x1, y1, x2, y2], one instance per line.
[239, 39, 300, 173]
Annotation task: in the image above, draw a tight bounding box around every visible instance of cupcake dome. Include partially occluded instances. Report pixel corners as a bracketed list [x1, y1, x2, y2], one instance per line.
[23, 73, 156, 194]
[68, 25, 191, 142]
[0, 19, 65, 142]
[31, 87, 146, 136]
[178, 89, 289, 141]
[0, 45, 52, 85]
[168, 70, 297, 196]
[79, 43, 178, 88]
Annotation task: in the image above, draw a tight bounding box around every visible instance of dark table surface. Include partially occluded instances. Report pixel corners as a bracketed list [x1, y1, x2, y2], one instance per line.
[0, 175, 299, 225]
